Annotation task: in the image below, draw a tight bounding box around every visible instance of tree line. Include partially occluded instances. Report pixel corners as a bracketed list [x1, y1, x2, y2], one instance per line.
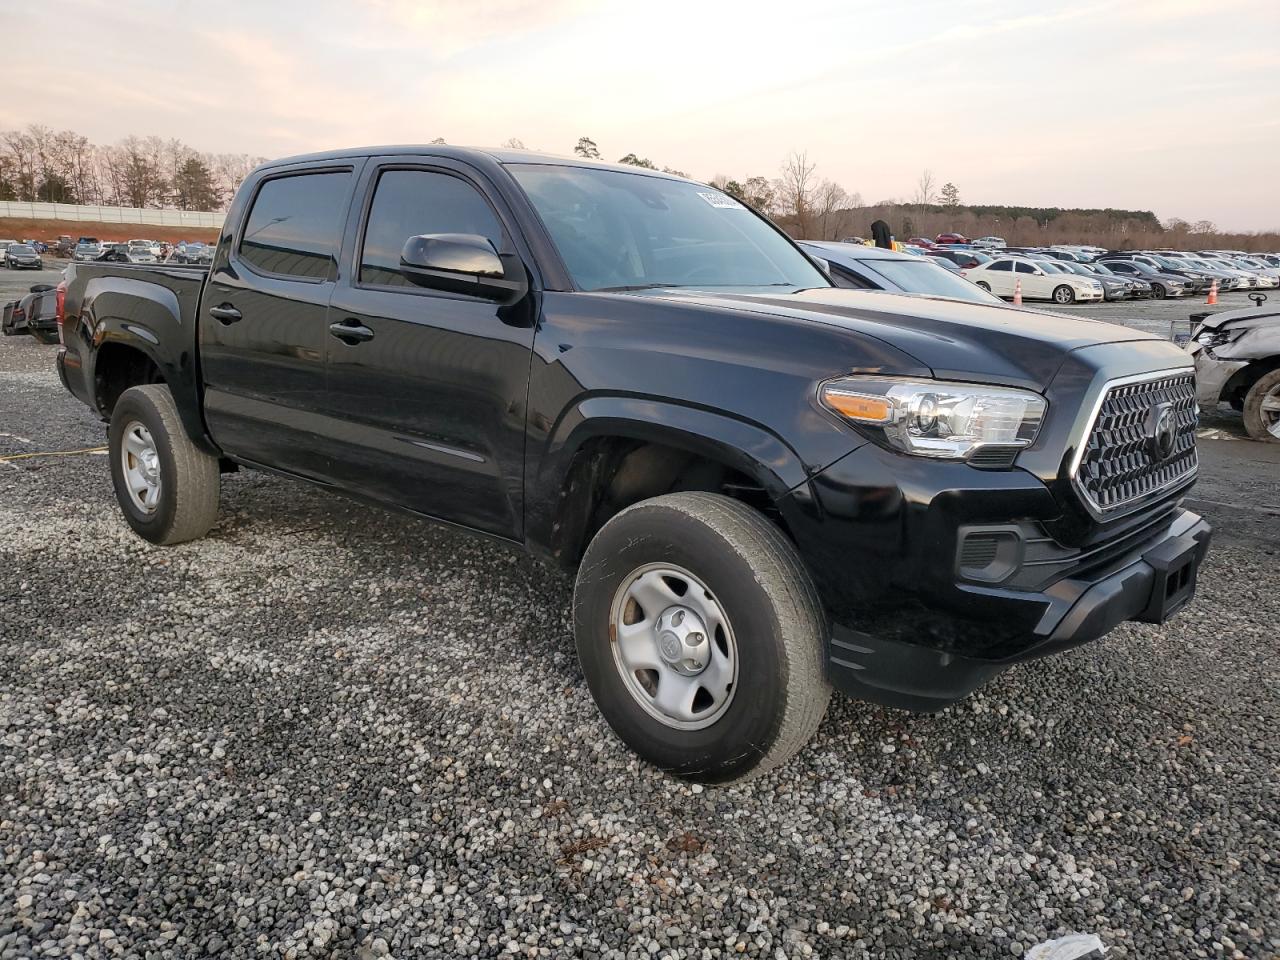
[0, 125, 265, 212]
[4, 125, 1275, 250]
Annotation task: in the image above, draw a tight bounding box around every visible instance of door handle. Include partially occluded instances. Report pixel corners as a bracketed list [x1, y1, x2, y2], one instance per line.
[209, 303, 242, 324]
[329, 319, 375, 344]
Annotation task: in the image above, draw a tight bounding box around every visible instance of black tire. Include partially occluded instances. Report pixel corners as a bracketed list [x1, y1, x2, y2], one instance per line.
[1243, 369, 1280, 443]
[573, 492, 830, 784]
[1052, 284, 1075, 305]
[108, 384, 220, 544]
[1151, 284, 1166, 300]
[976, 281, 991, 292]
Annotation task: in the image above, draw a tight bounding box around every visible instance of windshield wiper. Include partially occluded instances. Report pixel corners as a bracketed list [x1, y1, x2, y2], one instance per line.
[594, 283, 679, 292]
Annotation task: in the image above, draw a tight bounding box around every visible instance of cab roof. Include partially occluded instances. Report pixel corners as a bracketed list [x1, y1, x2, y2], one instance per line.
[258, 145, 696, 183]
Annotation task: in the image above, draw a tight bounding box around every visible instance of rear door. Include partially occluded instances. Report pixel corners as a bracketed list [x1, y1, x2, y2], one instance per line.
[983, 259, 1015, 296]
[200, 160, 361, 480]
[1014, 260, 1048, 298]
[319, 157, 537, 539]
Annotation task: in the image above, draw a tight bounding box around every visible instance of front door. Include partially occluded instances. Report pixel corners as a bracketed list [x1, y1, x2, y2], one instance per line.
[201, 161, 361, 481]
[320, 159, 537, 540]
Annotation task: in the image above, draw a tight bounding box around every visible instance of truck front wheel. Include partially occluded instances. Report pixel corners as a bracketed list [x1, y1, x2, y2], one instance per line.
[108, 384, 220, 545]
[573, 492, 830, 784]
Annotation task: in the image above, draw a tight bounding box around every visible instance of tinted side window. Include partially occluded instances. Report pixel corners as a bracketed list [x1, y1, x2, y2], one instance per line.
[989, 260, 1012, 272]
[1015, 261, 1036, 274]
[827, 262, 873, 289]
[239, 171, 352, 280]
[360, 169, 504, 288]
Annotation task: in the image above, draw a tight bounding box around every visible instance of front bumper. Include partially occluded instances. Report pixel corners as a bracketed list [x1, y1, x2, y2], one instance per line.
[779, 436, 1212, 713]
[824, 510, 1210, 711]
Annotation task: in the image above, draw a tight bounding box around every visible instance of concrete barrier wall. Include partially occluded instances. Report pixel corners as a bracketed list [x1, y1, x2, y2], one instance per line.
[0, 201, 224, 228]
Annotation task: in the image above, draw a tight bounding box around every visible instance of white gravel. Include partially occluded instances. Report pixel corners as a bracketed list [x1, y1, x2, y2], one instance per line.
[1, 331, 1277, 959]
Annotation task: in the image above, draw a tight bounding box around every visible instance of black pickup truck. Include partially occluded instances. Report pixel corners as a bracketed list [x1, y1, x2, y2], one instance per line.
[56, 146, 1211, 783]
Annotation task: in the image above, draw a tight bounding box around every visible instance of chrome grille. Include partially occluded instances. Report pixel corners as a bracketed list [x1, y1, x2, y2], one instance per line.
[1074, 371, 1198, 516]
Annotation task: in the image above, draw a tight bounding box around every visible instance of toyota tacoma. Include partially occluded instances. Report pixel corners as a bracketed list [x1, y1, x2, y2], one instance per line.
[55, 146, 1211, 782]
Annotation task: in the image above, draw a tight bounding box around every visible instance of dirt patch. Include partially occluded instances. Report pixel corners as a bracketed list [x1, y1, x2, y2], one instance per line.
[0, 216, 221, 245]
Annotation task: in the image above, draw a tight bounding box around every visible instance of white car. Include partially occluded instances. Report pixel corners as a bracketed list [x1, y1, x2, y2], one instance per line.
[965, 256, 1104, 304]
[972, 236, 1006, 249]
[129, 239, 163, 258]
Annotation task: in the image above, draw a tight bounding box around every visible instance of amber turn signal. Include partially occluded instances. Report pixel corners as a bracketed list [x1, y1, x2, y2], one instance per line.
[822, 389, 893, 423]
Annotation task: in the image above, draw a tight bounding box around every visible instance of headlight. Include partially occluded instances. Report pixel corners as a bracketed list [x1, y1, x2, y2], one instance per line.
[819, 377, 1047, 460]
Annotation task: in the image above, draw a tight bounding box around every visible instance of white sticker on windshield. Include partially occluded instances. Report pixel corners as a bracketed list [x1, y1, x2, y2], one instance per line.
[697, 191, 745, 209]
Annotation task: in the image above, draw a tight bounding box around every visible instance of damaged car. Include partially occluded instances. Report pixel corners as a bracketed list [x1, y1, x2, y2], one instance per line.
[1187, 296, 1280, 441]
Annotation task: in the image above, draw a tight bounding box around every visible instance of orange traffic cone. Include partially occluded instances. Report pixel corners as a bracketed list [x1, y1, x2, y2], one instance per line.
[1206, 279, 1218, 305]
[1013, 279, 1023, 305]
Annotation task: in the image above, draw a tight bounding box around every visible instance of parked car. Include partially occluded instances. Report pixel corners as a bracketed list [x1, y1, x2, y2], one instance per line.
[96, 244, 140, 263]
[935, 232, 970, 245]
[907, 237, 936, 249]
[1231, 256, 1280, 286]
[0, 239, 17, 260]
[129, 239, 163, 258]
[972, 236, 1006, 249]
[55, 236, 75, 257]
[1186, 300, 1280, 441]
[1, 284, 59, 344]
[799, 241, 1000, 304]
[1054, 260, 1134, 300]
[4, 243, 43, 270]
[175, 242, 214, 264]
[1097, 258, 1191, 299]
[56, 144, 1211, 783]
[965, 256, 1104, 303]
[931, 248, 995, 270]
[74, 241, 104, 262]
[1082, 261, 1151, 299]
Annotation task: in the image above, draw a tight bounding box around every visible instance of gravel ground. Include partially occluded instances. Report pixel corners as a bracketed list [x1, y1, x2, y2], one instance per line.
[2, 316, 1278, 959]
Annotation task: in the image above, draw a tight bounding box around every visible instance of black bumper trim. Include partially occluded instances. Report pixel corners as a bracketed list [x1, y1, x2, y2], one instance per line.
[827, 511, 1212, 713]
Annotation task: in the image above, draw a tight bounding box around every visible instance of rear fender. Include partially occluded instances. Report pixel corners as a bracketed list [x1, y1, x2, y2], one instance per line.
[82, 277, 216, 454]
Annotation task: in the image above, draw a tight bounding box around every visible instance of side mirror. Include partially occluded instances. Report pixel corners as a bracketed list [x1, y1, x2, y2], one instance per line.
[400, 233, 527, 303]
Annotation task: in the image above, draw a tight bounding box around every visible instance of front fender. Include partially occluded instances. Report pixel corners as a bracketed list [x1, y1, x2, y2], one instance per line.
[525, 393, 863, 564]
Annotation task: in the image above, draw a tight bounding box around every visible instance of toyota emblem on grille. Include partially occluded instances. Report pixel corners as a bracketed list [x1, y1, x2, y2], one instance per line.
[1146, 401, 1177, 461]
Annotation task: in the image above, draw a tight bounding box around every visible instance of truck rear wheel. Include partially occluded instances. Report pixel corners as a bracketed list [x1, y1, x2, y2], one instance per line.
[108, 384, 220, 544]
[573, 492, 830, 784]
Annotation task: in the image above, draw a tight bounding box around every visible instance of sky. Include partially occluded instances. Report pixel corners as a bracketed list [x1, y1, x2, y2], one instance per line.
[3, 0, 1278, 231]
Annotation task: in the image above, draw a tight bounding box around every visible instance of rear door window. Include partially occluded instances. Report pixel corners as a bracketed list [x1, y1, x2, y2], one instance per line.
[239, 171, 353, 280]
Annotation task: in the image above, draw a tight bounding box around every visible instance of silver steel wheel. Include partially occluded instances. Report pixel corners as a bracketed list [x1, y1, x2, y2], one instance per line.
[608, 563, 738, 730]
[1261, 385, 1280, 439]
[120, 420, 162, 514]
[1053, 285, 1074, 304]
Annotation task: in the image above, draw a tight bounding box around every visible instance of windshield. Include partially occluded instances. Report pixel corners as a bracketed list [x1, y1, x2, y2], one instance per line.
[1037, 260, 1066, 273]
[510, 164, 828, 292]
[865, 258, 998, 301]
[10, 245, 34, 254]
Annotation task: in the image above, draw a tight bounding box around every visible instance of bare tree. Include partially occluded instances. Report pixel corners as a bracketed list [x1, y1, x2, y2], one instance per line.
[776, 151, 817, 237]
[814, 180, 849, 240]
[574, 137, 601, 159]
[502, 137, 526, 149]
[913, 169, 936, 208]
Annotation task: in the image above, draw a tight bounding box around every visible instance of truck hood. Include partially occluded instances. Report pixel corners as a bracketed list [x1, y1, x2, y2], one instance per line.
[634, 287, 1166, 391]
